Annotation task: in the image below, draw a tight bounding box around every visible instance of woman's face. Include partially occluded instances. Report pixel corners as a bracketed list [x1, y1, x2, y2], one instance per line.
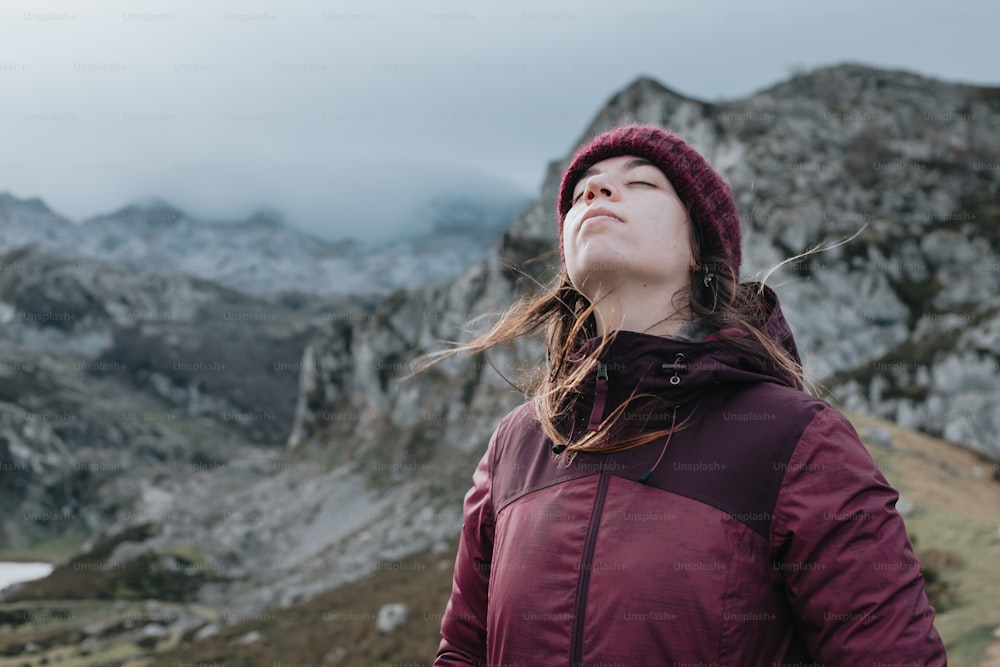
[562, 154, 694, 301]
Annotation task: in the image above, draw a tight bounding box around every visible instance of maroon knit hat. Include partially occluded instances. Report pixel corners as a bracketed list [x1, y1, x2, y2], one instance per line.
[557, 124, 742, 278]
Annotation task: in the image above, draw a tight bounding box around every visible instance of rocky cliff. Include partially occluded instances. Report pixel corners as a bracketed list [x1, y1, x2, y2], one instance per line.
[297, 65, 1000, 469]
[0, 243, 328, 549]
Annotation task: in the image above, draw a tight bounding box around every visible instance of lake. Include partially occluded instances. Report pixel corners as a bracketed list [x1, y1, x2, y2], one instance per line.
[0, 561, 54, 591]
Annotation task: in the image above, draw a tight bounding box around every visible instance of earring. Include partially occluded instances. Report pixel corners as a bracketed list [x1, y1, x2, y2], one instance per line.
[703, 270, 714, 287]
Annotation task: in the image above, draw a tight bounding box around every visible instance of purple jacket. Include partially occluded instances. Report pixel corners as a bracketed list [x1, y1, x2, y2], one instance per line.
[435, 290, 946, 666]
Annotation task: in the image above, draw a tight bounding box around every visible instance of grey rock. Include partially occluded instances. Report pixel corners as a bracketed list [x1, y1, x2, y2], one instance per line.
[324, 646, 348, 664]
[863, 426, 895, 449]
[896, 496, 915, 517]
[375, 603, 409, 633]
[238, 630, 262, 644]
[137, 623, 169, 648]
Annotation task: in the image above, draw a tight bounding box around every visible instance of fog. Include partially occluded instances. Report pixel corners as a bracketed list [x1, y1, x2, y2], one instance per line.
[1, 0, 997, 241]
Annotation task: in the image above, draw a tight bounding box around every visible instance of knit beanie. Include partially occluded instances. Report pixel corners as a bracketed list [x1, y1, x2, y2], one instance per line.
[557, 124, 742, 279]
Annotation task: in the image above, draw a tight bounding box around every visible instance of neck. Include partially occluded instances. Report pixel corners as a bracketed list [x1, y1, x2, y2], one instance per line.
[589, 282, 692, 338]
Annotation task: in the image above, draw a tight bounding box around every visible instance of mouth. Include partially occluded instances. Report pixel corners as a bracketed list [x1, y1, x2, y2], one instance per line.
[581, 207, 622, 225]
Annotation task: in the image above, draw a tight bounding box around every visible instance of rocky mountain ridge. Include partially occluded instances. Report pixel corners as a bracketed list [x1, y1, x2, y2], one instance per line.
[0, 192, 524, 299]
[0, 243, 329, 550]
[308, 64, 1000, 462]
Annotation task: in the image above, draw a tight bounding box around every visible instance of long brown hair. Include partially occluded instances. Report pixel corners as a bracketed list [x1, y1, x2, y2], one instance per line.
[407, 215, 809, 458]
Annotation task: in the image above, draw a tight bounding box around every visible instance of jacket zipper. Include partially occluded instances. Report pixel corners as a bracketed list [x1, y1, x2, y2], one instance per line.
[587, 362, 609, 431]
[570, 470, 610, 667]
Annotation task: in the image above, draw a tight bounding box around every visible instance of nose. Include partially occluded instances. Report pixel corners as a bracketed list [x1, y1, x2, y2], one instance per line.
[581, 172, 619, 204]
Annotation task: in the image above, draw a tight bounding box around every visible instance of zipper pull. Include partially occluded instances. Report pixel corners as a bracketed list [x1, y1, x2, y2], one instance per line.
[587, 362, 609, 431]
[662, 353, 685, 385]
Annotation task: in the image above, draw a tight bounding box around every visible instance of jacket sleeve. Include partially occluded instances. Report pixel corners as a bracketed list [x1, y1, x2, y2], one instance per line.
[769, 406, 947, 665]
[434, 423, 498, 666]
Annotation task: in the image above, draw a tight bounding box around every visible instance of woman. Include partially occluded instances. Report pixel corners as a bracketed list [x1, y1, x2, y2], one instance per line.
[430, 125, 946, 665]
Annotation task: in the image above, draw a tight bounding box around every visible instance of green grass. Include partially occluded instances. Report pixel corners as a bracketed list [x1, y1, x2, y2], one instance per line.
[848, 409, 1000, 662]
[943, 624, 997, 665]
[0, 537, 81, 564]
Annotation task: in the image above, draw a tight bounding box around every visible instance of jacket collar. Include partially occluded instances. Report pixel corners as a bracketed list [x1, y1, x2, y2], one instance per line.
[561, 284, 800, 440]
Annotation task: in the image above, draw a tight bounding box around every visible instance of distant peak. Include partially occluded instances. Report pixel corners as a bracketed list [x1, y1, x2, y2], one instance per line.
[567, 76, 712, 154]
[123, 196, 185, 215]
[241, 208, 286, 229]
[757, 61, 941, 99]
[0, 191, 57, 214]
[98, 198, 186, 227]
[804, 61, 920, 79]
[620, 75, 704, 104]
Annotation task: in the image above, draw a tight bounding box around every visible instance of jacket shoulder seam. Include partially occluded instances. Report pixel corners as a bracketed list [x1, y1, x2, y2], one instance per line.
[767, 404, 843, 554]
[489, 400, 538, 515]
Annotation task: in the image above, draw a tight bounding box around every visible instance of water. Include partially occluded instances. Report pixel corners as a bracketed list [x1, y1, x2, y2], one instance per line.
[0, 561, 54, 591]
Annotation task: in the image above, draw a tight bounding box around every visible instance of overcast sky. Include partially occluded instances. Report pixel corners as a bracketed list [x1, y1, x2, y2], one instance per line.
[1, 0, 998, 242]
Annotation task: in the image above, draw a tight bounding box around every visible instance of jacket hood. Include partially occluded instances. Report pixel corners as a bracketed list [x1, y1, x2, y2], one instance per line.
[561, 283, 801, 441]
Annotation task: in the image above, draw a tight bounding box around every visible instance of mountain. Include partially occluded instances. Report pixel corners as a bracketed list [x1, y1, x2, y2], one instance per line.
[0, 192, 527, 299]
[501, 67, 1000, 461]
[0, 243, 347, 549]
[1, 63, 999, 663]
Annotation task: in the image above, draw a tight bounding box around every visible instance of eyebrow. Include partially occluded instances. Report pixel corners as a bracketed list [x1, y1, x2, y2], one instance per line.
[578, 157, 657, 181]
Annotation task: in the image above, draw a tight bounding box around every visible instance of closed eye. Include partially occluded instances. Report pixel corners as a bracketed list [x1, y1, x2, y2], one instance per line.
[627, 181, 655, 187]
